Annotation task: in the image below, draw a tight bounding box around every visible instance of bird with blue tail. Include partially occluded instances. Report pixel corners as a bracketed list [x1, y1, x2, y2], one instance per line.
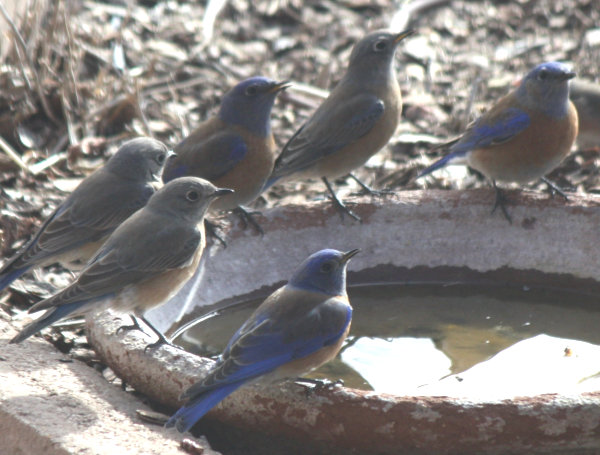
[0, 137, 171, 293]
[418, 61, 579, 223]
[162, 77, 289, 235]
[264, 29, 414, 221]
[9, 177, 233, 350]
[165, 248, 358, 433]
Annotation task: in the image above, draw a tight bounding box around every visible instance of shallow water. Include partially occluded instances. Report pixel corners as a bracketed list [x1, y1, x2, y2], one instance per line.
[172, 284, 600, 395]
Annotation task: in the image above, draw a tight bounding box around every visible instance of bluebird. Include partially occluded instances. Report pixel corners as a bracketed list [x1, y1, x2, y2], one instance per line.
[569, 79, 600, 149]
[165, 248, 358, 433]
[9, 177, 233, 348]
[419, 62, 579, 223]
[0, 137, 171, 293]
[265, 29, 414, 221]
[162, 77, 289, 233]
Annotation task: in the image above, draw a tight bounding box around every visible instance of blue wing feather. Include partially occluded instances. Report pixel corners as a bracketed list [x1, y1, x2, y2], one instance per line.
[419, 107, 530, 177]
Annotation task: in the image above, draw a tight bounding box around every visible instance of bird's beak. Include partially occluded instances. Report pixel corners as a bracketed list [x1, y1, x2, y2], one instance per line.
[213, 188, 234, 198]
[167, 150, 177, 159]
[563, 71, 576, 81]
[394, 29, 415, 44]
[341, 249, 360, 264]
[269, 80, 292, 93]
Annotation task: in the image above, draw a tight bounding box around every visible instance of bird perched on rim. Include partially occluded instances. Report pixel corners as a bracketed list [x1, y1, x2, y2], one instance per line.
[569, 79, 600, 149]
[162, 77, 289, 233]
[264, 29, 415, 221]
[0, 137, 171, 293]
[418, 61, 578, 223]
[9, 177, 233, 349]
[165, 248, 358, 433]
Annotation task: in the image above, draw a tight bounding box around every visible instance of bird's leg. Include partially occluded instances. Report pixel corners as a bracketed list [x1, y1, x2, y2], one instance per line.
[204, 218, 227, 247]
[139, 315, 181, 352]
[348, 173, 394, 197]
[116, 315, 148, 336]
[234, 206, 264, 235]
[541, 177, 569, 201]
[322, 177, 361, 222]
[491, 181, 512, 224]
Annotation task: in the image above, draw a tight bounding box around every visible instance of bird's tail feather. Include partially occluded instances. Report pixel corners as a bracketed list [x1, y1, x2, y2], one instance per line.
[418, 152, 467, 178]
[261, 175, 280, 193]
[9, 302, 87, 344]
[165, 381, 244, 433]
[0, 266, 29, 293]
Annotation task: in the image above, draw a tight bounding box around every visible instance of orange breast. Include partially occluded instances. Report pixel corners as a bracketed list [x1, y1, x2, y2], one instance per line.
[210, 128, 276, 211]
[468, 101, 578, 184]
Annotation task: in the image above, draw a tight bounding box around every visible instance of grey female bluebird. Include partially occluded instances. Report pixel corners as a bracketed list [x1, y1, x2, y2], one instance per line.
[419, 62, 578, 223]
[265, 29, 414, 220]
[166, 248, 358, 433]
[162, 77, 289, 232]
[9, 177, 233, 348]
[0, 137, 171, 292]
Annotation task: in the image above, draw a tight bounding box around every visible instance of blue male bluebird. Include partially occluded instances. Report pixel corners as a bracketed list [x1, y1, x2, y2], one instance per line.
[569, 79, 600, 149]
[165, 248, 358, 433]
[419, 62, 579, 223]
[0, 137, 170, 292]
[9, 177, 233, 348]
[265, 29, 414, 221]
[162, 77, 289, 232]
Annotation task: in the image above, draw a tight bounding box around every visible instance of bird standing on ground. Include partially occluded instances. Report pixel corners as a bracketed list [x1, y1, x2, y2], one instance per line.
[418, 61, 579, 223]
[162, 77, 289, 233]
[265, 29, 414, 221]
[0, 137, 171, 292]
[9, 177, 233, 349]
[166, 248, 358, 433]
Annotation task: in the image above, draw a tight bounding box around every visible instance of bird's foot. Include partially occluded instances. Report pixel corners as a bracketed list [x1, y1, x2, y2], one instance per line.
[143, 334, 182, 353]
[491, 184, 512, 224]
[234, 206, 264, 235]
[322, 177, 361, 222]
[295, 377, 344, 397]
[204, 219, 228, 247]
[116, 316, 146, 335]
[541, 177, 569, 201]
[330, 196, 361, 222]
[348, 173, 394, 197]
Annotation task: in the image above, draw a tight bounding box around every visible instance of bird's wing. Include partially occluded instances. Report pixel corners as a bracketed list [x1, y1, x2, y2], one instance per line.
[165, 131, 247, 182]
[271, 94, 385, 178]
[181, 289, 351, 400]
[20, 172, 154, 264]
[451, 106, 531, 154]
[29, 212, 201, 312]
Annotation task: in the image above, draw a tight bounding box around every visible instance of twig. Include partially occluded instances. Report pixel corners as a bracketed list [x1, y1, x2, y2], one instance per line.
[0, 135, 29, 173]
[0, 0, 60, 124]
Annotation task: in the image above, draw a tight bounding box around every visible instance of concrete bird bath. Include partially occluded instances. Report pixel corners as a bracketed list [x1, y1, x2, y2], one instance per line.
[87, 189, 600, 455]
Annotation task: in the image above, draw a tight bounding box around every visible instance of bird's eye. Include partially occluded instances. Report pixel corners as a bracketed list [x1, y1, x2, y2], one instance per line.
[245, 85, 258, 96]
[537, 70, 548, 81]
[320, 261, 334, 273]
[156, 153, 166, 164]
[186, 190, 199, 201]
[373, 40, 387, 52]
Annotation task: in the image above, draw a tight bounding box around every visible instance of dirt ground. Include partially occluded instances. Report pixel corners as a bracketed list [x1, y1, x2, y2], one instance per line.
[0, 0, 599, 451]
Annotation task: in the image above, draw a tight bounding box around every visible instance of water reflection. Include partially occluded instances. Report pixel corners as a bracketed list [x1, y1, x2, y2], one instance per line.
[172, 284, 600, 395]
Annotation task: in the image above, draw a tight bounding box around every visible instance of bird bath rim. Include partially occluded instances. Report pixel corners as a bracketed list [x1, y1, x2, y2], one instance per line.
[87, 189, 600, 455]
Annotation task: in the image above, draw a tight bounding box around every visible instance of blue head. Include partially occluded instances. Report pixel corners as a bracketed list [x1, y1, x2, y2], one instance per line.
[517, 62, 575, 118]
[288, 249, 359, 296]
[218, 77, 289, 137]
